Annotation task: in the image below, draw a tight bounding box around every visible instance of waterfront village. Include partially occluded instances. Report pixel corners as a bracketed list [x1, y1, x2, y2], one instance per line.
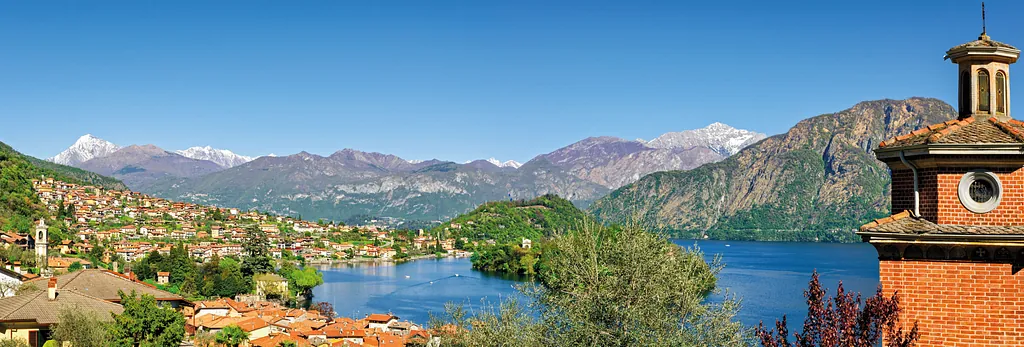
[0, 177, 498, 346]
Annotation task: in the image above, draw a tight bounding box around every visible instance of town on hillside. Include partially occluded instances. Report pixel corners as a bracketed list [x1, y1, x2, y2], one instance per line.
[0, 176, 499, 346]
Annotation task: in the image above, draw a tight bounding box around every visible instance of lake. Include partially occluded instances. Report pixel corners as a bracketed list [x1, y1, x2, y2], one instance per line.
[312, 240, 880, 328]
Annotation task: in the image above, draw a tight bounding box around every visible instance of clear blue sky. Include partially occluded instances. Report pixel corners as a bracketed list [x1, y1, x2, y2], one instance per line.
[2, 0, 1021, 163]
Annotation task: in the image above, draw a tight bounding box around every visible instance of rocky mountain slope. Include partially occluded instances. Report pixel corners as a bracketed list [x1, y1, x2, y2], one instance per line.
[48, 134, 121, 166]
[143, 151, 609, 222]
[589, 98, 955, 241]
[647, 122, 767, 156]
[77, 145, 224, 190]
[175, 146, 254, 168]
[539, 135, 729, 189]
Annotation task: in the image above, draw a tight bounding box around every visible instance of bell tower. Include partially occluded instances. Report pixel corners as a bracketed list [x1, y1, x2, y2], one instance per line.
[35, 219, 48, 265]
[859, 18, 1024, 346]
[946, 5, 1019, 120]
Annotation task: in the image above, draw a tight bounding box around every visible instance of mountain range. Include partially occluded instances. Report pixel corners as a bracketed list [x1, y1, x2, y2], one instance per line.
[589, 97, 954, 241]
[22, 97, 959, 240]
[47, 123, 764, 222]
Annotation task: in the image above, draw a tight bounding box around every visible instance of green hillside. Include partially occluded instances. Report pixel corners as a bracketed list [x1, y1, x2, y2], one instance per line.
[0, 140, 126, 232]
[433, 194, 589, 244]
[25, 156, 127, 190]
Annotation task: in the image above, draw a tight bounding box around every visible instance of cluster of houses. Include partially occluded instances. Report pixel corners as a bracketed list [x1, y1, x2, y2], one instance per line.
[0, 267, 437, 347]
[189, 297, 435, 346]
[0, 178, 491, 346]
[13, 178, 471, 265]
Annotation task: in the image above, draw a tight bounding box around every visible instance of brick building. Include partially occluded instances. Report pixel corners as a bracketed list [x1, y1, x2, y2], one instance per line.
[858, 28, 1024, 345]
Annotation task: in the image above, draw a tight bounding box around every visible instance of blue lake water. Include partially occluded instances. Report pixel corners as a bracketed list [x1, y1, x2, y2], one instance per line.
[312, 240, 880, 328]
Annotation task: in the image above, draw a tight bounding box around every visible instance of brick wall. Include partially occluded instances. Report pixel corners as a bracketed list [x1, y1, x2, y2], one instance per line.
[891, 168, 939, 221]
[891, 166, 1024, 225]
[881, 260, 1024, 346]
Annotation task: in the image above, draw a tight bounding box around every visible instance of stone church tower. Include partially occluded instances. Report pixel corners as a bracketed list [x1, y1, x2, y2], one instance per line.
[858, 29, 1023, 345]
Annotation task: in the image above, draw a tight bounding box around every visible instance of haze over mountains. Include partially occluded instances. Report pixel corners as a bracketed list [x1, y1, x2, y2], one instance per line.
[47, 123, 764, 222]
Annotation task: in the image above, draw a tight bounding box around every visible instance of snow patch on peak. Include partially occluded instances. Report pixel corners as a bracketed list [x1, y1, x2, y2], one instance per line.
[486, 158, 522, 169]
[647, 123, 767, 156]
[48, 134, 121, 166]
[175, 146, 254, 168]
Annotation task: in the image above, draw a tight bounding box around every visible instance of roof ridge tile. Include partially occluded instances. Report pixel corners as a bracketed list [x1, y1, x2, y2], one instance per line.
[990, 118, 1024, 142]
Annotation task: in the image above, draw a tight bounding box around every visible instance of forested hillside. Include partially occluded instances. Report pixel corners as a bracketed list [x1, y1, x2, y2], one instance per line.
[0, 140, 126, 232]
[433, 194, 588, 244]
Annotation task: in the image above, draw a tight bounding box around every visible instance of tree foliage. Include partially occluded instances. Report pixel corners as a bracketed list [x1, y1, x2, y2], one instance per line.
[312, 301, 335, 320]
[242, 225, 274, 278]
[0, 339, 29, 347]
[756, 272, 919, 347]
[107, 291, 186, 347]
[52, 305, 109, 347]
[432, 194, 587, 244]
[470, 243, 542, 275]
[214, 325, 249, 347]
[434, 222, 747, 346]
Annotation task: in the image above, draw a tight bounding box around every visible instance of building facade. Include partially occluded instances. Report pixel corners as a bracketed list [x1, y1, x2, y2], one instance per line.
[859, 30, 1024, 345]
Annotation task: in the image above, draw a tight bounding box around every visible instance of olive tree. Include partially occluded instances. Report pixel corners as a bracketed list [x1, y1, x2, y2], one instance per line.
[51, 305, 109, 347]
[433, 222, 749, 346]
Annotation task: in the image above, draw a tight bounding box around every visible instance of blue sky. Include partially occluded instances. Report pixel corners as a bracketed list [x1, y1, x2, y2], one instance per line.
[2, 0, 1021, 163]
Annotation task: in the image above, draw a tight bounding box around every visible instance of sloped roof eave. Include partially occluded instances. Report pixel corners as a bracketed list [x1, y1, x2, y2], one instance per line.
[875, 143, 1024, 159]
[858, 230, 1024, 243]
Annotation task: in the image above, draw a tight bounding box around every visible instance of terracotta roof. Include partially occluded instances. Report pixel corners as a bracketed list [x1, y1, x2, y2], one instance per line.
[250, 332, 311, 347]
[366, 313, 396, 322]
[878, 117, 1024, 148]
[25, 269, 184, 302]
[860, 210, 1024, 236]
[0, 289, 123, 325]
[948, 35, 1018, 51]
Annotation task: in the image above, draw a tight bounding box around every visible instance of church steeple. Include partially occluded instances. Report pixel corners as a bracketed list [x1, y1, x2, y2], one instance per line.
[945, 10, 1020, 120]
[35, 219, 47, 267]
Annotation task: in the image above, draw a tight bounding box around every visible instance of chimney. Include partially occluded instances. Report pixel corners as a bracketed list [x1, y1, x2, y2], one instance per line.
[47, 278, 57, 301]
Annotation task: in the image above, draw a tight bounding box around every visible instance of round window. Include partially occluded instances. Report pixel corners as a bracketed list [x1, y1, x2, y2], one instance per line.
[958, 170, 1002, 213]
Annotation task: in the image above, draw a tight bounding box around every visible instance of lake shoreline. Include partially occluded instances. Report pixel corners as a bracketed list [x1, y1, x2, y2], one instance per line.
[312, 253, 473, 268]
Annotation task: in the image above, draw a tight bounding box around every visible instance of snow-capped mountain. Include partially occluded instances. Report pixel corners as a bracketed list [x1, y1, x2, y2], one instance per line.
[47, 134, 121, 166]
[175, 146, 254, 168]
[486, 158, 522, 169]
[646, 122, 767, 156]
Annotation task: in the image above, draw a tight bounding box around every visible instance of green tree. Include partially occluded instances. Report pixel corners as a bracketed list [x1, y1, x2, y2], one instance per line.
[67, 261, 84, 273]
[165, 243, 196, 284]
[0, 338, 29, 347]
[277, 341, 299, 347]
[88, 244, 106, 264]
[107, 291, 185, 347]
[52, 305, 109, 347]
[287, 266, 323, 299]
[134, 250, 162, 281]
[216, 256, 251, 298]
[434, 222, 747, 346]
[241, 225, 273, 277]
[214, 325, 249, 347]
